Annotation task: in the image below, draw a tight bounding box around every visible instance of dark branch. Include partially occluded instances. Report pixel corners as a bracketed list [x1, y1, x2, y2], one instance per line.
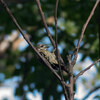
[35, 0, 66, 73]
[99, 1, 100, 53]
[72, 0, 100, 66]
[82, 85, 100, 100]
[0, 0, 70, 88]
[67, 54, 74, 100]
[35, 0, 56, 48]
[5, 0, 32, 4]
[74, 59, 100, 82]
[54, 0, 69, 99]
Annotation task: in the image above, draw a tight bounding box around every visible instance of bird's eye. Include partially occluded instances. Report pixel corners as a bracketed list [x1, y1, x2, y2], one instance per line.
[41, 45, 45, 47]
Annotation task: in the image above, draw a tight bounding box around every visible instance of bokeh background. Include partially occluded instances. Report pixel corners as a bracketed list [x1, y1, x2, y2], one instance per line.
[0, 0, 99, 100]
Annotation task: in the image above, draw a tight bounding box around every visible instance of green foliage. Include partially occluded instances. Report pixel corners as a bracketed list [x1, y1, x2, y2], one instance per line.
[0, 0, 99, 99]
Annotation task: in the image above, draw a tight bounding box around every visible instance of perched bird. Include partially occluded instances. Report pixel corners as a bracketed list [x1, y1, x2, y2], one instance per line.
[36, 44, 68, 72]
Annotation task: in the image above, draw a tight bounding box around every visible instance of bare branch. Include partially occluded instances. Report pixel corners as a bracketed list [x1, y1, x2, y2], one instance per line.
[54, 0, 69, 99]
[72, 0, 100, 66]
[83, 85, 100, 100]
[74, 59, 100, 82]
[0, 0, 70, 88]
[35, 0, 56, 48]
[68, 55, 74, 100]
[35, 0, 67, 74]
[99, 1, 100, 49]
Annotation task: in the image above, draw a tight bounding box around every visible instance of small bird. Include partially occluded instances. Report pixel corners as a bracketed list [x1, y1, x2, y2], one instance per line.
[36, 44, 68, 72]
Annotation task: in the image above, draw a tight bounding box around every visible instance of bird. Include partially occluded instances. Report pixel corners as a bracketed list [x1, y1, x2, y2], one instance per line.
[36, 44, 68, 72]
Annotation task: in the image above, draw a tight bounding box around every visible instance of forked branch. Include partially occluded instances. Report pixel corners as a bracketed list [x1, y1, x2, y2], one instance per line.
[0, 0, 70, 88]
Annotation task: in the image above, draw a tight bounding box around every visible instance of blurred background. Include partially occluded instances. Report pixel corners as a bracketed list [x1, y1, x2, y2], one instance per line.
[0, 0, 99, 100]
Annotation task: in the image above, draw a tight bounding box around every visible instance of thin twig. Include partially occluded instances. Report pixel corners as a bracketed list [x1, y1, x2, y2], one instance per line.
[54, 0, 69, 100]
[72, 0, 100, 66]
[82, 85, 100, 100]
[74, 59, 100, 82]
[0, 0, 70, 88]
[35, 0, 56, 48]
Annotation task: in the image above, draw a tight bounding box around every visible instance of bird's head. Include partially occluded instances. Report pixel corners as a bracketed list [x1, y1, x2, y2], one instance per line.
[36, 44, 49, 51]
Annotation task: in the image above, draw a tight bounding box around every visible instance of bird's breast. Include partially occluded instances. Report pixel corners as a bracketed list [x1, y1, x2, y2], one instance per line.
[39, 50, 58, 64]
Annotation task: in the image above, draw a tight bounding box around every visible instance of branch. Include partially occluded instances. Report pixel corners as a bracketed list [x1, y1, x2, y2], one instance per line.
[67, 55, 74, 100]
[74, 59, 100, 82]
[35, 0, 56, 48]
[35, 0, 67, 73]
[82, 85, 100, 100]
[5, 0, 31, 3]
[99, 1, 100, 49]
[0, 0, 70, 88]
[72, 0, 100, 66]
[54, 0, 69, 99]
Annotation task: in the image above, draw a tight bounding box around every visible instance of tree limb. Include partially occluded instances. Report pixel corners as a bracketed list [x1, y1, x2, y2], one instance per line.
[82, 85, 100, 100]
[54, 0, 69, 99]
[0, 0, 70, 88]
[35, 0, 67, 73]
[35, 0, 56, 48]
[72, 0, 100, 66]
[74, 59, 100, 82]
[67, 55, 74, 100]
